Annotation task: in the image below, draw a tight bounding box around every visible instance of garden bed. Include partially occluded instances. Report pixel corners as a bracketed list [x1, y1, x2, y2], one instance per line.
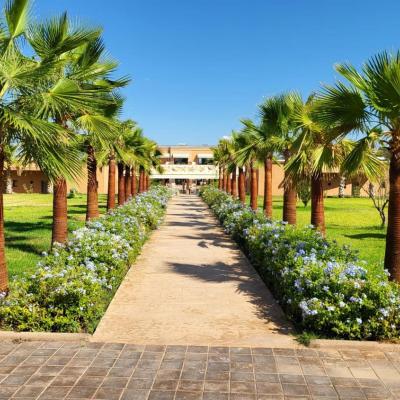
[200, 186, 400, 340]
[0, 186, 171, 333]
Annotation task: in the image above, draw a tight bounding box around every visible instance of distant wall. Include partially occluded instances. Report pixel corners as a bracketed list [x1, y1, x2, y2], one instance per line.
[8, 166, 116, 195]
[255, 162, 368, 198]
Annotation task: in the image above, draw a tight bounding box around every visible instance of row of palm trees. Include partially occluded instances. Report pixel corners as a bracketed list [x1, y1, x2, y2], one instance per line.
[0, 0, 160, 292]
[214, 51, 400, 282]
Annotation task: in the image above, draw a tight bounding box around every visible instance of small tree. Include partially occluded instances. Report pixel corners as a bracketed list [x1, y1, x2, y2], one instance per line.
[297, 180, 311, 207]
[363, 178, 389, 228]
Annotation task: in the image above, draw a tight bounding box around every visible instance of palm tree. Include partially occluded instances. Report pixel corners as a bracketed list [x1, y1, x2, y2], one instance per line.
[125, 164, 131, 200]
[212, 146, 224, 190]
[117, 161, 125, 205]
[235, 124, 260, 210]
[97, 120, 130, 211]
[260, 93, 303, 225]
[286, 95, 352, 236]
[106, 149, 116, 210]
[311, 51, 400, 279]
[238, 165, 246, 204]
[73, 48, 128, 221]
[142, 138, 162, 190]
[213, 139, 230, 193]
[0, 0, 87, 291]
[27, 12, 121, 234]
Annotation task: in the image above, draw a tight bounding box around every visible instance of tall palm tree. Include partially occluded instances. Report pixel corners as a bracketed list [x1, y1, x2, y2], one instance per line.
[260, 93, 303, 225]
[97, 119, 130, 211]
[106, 148, 116, 210]
[117, 161, 125, 205]
[235, 124, 260, 210]
[73, 46, 128, 221]
[0, 0, 85, 291]
[212, 146, 224, 190]
[213, 139, 231, 193]
[311, 51, 400, 279]
[286, 96, 352, 236]
[27, 13, 120, 234]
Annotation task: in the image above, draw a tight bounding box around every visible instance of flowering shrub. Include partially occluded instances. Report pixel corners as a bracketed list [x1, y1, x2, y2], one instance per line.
[0, 186, 171, 333]
[201, 186, 400, 340]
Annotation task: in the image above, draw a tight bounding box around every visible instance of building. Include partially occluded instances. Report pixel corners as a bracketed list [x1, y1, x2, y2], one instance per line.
[6, 144, 368, 197]
[152, 145, 367, 197]
[151, 145, 218, 190]
[5, 164, 114, 195]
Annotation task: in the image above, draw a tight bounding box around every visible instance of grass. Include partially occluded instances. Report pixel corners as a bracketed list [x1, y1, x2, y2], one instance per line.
[4, 193, 107, 279]
[4, 193, 386, 279]
[250, 195, 386, 270]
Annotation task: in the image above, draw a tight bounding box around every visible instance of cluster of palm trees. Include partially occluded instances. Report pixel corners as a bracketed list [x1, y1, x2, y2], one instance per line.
[214, 51, 400, 283]
[0, 0, 160, 292]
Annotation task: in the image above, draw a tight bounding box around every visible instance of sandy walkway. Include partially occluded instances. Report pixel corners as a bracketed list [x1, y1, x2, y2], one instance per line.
[93, 195, 293, 346]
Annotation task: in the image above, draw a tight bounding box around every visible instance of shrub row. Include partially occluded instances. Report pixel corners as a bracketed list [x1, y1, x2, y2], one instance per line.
[200, 186, 400, 340]
[0, 186, 171, 333]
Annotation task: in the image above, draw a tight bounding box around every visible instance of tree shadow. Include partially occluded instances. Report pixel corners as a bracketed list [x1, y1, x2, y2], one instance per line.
[166, 220, 211, 228]
[5, 220, 52, 232]
[345, 232, 386, 240]
[177, 234, 237, 250]
[166, 259, 292, 334]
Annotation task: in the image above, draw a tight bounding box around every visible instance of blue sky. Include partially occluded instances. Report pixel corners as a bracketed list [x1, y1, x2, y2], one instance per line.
[38, 0, 400, 145]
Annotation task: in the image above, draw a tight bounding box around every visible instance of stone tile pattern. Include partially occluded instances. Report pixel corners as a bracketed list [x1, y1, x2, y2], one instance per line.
[0, 341, 399, 399]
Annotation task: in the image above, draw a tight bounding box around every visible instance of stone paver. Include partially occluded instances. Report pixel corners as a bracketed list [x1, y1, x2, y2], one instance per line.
[93, 195, 292, 346]
[1, 341, 400, 399]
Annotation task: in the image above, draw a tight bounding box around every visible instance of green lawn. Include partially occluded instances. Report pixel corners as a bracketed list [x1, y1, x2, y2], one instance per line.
[4, 193, 386, 279]
[250, 196, 386, 270]
[5, 193, 107, 278]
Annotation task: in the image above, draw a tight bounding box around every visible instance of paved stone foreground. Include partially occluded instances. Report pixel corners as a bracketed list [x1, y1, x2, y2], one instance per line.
[1, 340, 400, 399]
[93, 195, 292, 346]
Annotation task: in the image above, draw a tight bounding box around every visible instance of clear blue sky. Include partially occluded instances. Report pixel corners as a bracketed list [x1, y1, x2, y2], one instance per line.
[38, 0, 400, 145]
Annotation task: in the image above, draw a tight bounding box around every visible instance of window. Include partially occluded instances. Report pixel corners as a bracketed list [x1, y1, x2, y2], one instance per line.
[174, 158, 188, 165]
[198, 158, 213, 165]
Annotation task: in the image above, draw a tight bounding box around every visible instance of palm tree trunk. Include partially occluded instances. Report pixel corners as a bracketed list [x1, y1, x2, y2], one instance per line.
[238, 167, 246, 204]
[231, 167, 237, 198]
[385, 151, 400, 281]
[0, 149, 8, 292]
[131, 168, 137, 197]
[107, 154, 116, 211]
[145, 174, 150, 191]
[117, 162, 125, 205]
[218, 167, 223, 189]
[52, 177, 68, 246]
[283, 153, 296, 225]
[125, 166, 131, 200]
[311, 173, 325, 236]
[222, 169, 228, 192]
[86, 144, 99, 221]
[250, 162, 258, 211]
[139, 167, 145, 193]
[283, 181, 297, 225]
[263, 157, 273, 217]
[226, 172, 231, 194]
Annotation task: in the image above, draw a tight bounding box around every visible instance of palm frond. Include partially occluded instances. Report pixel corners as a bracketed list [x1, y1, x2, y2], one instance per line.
[4, 0, 29, 39]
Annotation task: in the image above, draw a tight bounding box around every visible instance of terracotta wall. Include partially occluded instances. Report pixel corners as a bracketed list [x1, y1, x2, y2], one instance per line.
[8, 166, 116, 195]
[67, 165, 117, 195]
[9, 171, 48, 194]
[256, 162, 365, 197]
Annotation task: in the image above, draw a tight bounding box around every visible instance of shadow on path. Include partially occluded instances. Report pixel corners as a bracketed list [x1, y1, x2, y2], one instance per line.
[168, 259, 292, 334]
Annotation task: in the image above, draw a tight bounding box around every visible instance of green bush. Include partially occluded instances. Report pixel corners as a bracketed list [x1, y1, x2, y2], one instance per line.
[0, 186, 171, 333]
[200, 186, 400, 340]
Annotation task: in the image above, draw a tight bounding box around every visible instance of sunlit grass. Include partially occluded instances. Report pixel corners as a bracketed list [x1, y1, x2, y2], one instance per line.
[5, 193, 107, 279]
